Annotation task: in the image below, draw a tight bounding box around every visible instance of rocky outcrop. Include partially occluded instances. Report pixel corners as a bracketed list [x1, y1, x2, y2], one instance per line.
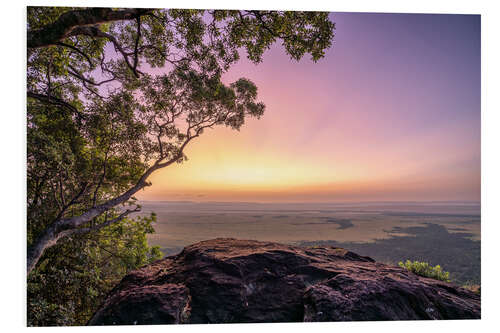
[89, 238, 480, 325]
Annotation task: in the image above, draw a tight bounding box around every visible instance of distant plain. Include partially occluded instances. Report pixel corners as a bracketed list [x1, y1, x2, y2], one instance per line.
[136, 201, 480, 284]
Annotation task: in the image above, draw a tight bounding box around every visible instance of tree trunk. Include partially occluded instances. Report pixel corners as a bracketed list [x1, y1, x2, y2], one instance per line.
[26, 161, 166, 275]
[27, 225, 60, 274]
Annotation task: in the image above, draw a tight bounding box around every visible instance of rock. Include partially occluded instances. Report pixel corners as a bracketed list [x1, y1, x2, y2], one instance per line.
[89, 238, 480, 325]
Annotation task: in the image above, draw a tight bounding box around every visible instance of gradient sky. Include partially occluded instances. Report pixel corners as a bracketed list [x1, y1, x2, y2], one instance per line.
[137, 12, 480, 203]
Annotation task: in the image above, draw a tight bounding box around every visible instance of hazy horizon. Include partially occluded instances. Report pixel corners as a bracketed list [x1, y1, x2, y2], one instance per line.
[138, 199, 480, 204]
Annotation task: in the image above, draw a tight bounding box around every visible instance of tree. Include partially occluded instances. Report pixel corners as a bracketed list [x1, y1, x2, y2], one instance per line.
[27, 91, 163, 325]
[27, 7, 335, 274]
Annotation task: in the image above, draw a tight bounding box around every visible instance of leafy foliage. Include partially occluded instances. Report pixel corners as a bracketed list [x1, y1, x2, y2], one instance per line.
[27, 215, 162, 326]
[398, 260, 451, 282]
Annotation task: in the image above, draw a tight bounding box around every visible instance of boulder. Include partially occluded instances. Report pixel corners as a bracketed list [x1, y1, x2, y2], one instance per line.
[89, 238, 480, 325]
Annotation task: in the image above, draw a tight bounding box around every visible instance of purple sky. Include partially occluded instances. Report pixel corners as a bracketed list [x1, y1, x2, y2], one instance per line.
[139, 12, 481, 202]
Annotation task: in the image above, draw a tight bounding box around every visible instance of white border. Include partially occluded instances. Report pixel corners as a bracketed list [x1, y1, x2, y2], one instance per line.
[2, 0, 499, 332]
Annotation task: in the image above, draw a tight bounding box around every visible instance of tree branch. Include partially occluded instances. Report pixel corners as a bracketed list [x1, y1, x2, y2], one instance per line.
[67, 65, 117, 86]
[60, 206, 140, 238]
[92, 151, 108, 207]
[27, 8, 152, 48]
[132, 17, 142, 74]
[69, 26, 142, 77]
[27, 91, 82, 117]
[55, 42, 93, 66]
[54, 182, 89, 222]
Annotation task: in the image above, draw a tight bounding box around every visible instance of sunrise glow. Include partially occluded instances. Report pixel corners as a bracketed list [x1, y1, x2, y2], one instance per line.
[137, 13, 480, 203]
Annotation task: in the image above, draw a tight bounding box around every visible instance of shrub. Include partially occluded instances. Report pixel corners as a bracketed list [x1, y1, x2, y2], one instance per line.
[398, 260, 450, 282]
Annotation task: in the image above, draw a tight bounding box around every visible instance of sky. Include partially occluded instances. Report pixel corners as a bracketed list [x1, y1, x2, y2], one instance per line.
[137, 12, 481, 203]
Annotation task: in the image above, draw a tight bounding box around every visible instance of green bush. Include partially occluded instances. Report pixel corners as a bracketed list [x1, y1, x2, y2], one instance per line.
[398, 260, 450, 282]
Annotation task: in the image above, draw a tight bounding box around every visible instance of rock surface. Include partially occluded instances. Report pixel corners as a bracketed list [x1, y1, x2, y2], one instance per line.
[89, 238, 480, 325]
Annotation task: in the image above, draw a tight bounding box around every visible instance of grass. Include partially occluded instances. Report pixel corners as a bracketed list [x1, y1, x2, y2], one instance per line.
[462, 281, 481, 295]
